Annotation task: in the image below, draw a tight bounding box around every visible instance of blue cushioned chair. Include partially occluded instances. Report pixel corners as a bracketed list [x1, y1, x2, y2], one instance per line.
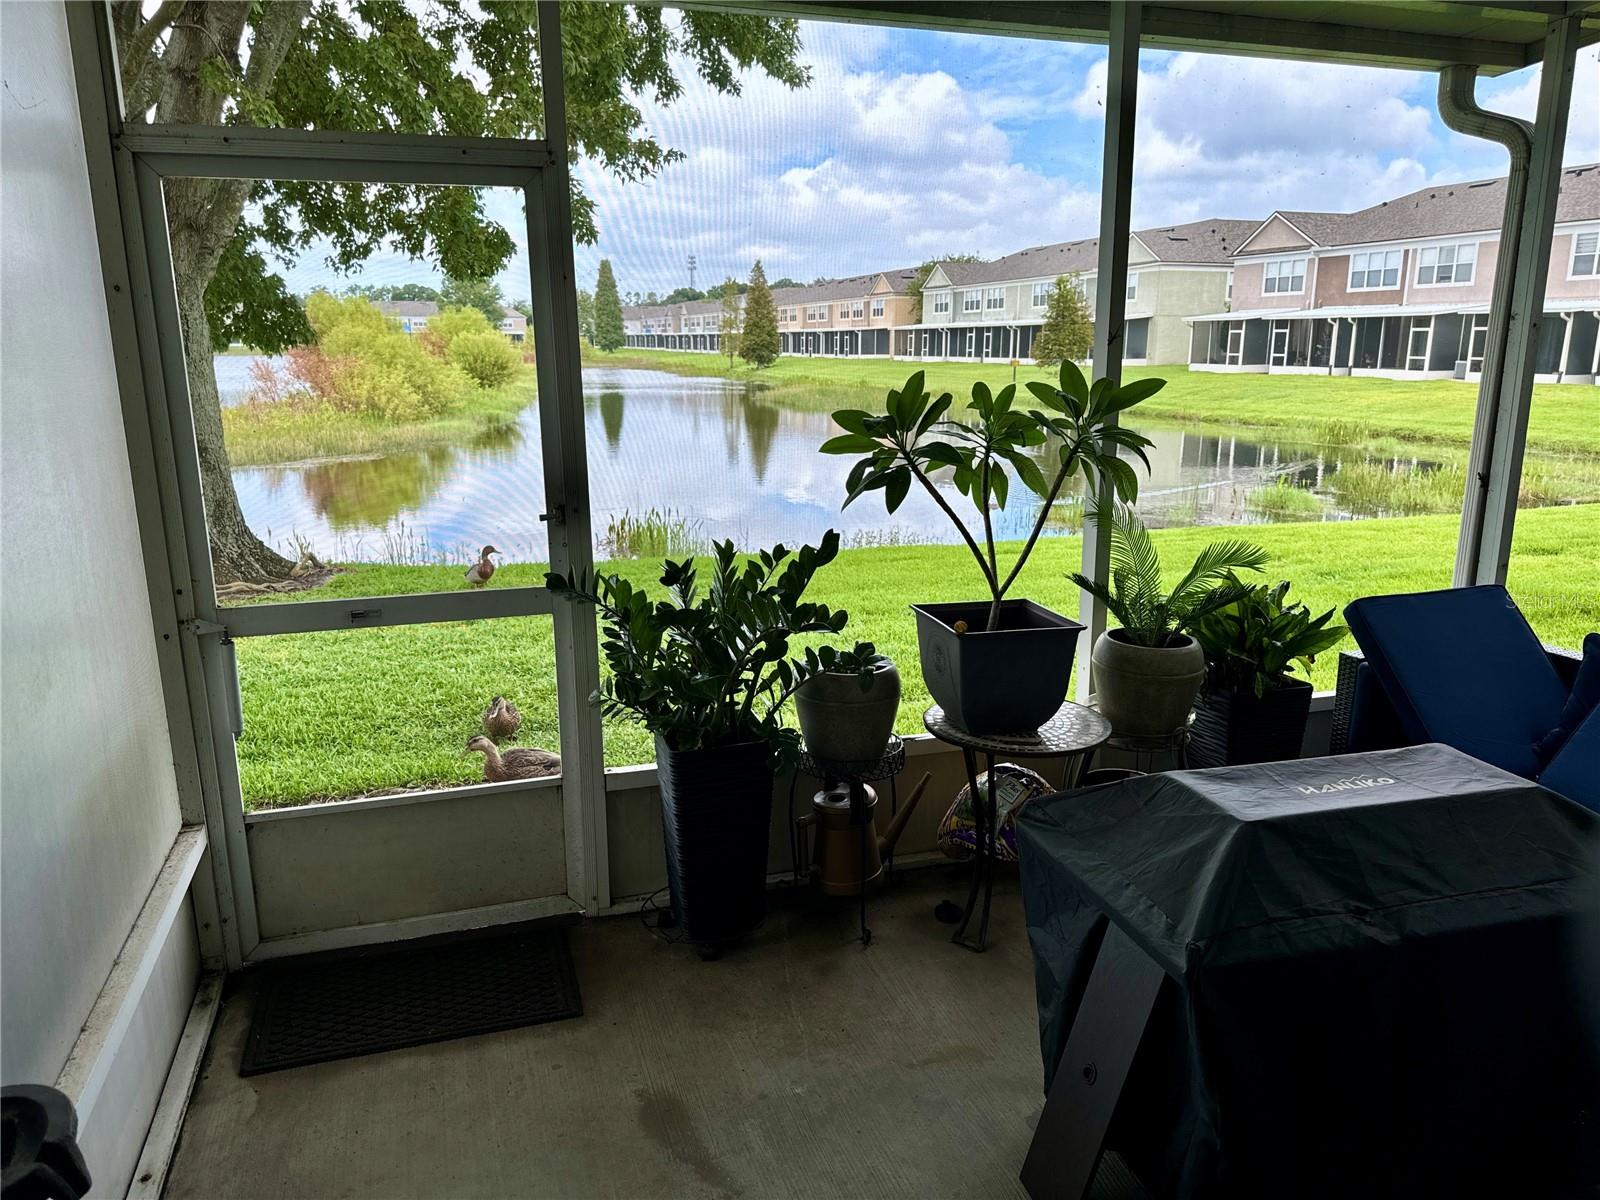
[1339, 585, 1598, 811]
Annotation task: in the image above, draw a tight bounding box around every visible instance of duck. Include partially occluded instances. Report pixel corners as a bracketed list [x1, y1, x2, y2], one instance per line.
[465, 735, 561, 782]
[482, 696, 522, 742]
[465, 545, 500, 587]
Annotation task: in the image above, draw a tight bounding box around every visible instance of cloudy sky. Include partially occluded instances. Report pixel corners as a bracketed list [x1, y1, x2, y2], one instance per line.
[285, 17, 1598, 306]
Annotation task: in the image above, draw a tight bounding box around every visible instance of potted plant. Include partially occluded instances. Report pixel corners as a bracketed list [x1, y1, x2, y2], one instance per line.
[821, 362, 1161, 733]
[1189, 578, 1347, 766]
[1069, 504, 1268, 738]
[547, 531, 875, 956]
[795, 655, 901, 774]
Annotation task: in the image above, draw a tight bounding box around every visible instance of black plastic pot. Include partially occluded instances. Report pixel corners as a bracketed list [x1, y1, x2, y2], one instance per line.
[911, 599, 1083, 735]
[1188, 677, 1314, 768]
[654, 736, 775, 953]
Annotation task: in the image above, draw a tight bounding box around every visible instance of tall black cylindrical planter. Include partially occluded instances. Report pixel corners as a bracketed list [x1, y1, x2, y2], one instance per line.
[1189, 678, 1314, 768]
[655, 736, 775, 954]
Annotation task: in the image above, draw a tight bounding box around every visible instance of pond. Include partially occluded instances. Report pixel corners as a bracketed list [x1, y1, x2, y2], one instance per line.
[222, 359, 1454, 566]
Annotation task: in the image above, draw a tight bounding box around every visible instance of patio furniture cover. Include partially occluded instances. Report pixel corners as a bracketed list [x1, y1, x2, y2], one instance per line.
[1016, 744, 1600, 1199]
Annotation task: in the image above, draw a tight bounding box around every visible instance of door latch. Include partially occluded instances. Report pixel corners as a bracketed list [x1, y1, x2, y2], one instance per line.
[540, 505, 565, 525]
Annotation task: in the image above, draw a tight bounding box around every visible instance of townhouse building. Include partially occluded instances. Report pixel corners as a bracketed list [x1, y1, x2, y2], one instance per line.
[1186, 164, 1600, 383]
[904, 218, 1254, 365]
[621, 269, 917, 356]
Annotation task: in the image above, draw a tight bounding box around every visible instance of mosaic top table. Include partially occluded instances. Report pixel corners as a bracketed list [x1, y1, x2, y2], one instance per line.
[922, 702, 1111, 951]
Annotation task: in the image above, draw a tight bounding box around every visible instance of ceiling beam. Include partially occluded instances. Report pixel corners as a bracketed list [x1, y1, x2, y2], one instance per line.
[674, 0, 1596, 73]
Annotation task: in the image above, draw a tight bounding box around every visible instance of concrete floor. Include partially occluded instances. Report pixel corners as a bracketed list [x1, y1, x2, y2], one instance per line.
[167, 867, 1147, 1199]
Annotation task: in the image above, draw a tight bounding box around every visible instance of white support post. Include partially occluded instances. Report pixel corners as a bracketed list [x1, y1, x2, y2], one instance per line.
[1077, 0, 1141, 703]
[1456, 14, 1580, 586]
[531, 0, 611, 913]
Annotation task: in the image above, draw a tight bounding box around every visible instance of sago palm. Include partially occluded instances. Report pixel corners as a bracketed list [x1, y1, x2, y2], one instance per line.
[1070, 503, 1269, 648]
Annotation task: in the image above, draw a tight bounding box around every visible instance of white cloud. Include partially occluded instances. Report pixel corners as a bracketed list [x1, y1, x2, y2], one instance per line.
[1477, 46, 1600, 166]
[573, 22, 1102, 297]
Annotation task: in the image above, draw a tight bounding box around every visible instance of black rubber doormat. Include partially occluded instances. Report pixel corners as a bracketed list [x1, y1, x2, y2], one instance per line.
[241, 923, 582, 1075]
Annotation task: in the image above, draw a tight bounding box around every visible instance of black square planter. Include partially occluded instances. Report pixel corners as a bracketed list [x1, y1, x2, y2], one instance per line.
[912, 599, 1083, 735]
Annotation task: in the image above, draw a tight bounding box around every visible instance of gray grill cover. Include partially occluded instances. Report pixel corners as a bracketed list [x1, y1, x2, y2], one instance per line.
[1016, 744, 1600, 1199]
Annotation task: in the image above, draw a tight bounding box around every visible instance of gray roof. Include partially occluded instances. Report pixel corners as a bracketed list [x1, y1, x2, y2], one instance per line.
[930, 217, 1257, 286]
[374, 299, 439, 317]
[769, 268, 919, 307]
[1258, 163, 1600, 251]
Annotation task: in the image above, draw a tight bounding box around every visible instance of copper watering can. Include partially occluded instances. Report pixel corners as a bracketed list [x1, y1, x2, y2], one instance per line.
[798, 772, 931, 896]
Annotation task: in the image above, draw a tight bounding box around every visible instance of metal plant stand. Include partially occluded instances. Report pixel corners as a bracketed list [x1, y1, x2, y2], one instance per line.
[1099, 710, 1193, 774]
[788, 736, 906, 946]
[923, 704, 1111, 952]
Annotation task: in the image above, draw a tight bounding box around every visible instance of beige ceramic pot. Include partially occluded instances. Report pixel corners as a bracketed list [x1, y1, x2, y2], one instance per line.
[1090, 629, 1206, 738]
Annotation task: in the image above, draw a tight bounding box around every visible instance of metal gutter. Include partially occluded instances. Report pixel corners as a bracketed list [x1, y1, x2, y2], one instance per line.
[1436, 66, 1531, 586]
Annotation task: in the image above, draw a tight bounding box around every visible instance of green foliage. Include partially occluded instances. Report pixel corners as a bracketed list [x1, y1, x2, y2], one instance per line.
[346, 282, 440, 302]
[440, 275, 506, 326]
[303, 291, 467, 420]
[1034, 274, 1094, 367]
[602, 509, 704, 558]
[1070, 503, 1269, 647]
[822, 362, 1162, 628]
[664, 286, 705, 303]
[907, 254, 984, 322]
[574, 290, 596, 344]
[769, 277, 804, 290]
[117, 3, 810, 354]
[426, 305, 494, 349]
[718, 277, 744, 364]
[448, 331, 522, 387]
[1193, 577, 1348, 698]
[740, 260, 780, 368]
[594, 259, 625, 351]
[546, 531, 877, 764]
[1247, 478, 1324, 521]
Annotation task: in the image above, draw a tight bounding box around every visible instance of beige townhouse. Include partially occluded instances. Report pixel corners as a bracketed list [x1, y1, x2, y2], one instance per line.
[1187, 164, 1600, 383]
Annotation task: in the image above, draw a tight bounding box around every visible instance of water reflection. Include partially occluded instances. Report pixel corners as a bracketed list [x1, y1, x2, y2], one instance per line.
[222, 359, 1469, 566]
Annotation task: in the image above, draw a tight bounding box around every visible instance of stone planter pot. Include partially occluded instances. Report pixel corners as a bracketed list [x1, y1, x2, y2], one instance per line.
[796, 656, 901, 773]
[1091, 629, 1206, 738]
[911, 599, 1083, 735]
[1189, 677, 1314, 768]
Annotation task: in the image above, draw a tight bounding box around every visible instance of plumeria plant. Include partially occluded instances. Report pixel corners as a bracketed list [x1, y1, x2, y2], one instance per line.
[821, 362, 1163, 631]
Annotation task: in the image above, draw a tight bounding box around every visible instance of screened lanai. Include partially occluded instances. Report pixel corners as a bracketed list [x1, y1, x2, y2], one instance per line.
[4, 1, 1598, 1197]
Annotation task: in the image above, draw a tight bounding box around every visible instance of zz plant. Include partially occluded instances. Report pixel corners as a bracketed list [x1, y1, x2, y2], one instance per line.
[821, 362, 1162, 631]
[1193, 578, 1347, 697]
[546, 531, 876, 764]
[1069, 503, 1270, 648]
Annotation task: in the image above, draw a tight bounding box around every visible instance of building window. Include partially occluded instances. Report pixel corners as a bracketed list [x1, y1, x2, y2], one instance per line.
[1262, 257, 1307, 294]
[1032, 281, 1050, 308]
[1349, 249, 1401, 290]
[932, 291, 951, 314]
[1416, 242, 1475, 286]
[1126, 273, 1138, 301]
[985, 287, 1003, 310]
[872, 298, 884, 317]
[851, 302, 864, 319]
[962, 290, 981, 313]
[1572, 231, 1598, 277]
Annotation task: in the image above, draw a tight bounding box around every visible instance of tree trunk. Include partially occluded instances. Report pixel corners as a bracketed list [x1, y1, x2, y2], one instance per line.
[139, 1, 307, 584]
[178, 279, 294, 582]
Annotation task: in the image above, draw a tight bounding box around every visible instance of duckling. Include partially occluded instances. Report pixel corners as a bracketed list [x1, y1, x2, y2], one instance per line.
[465, 545, 500, 587]
[482, 696, 522, 742]
[465, 735, 561, 782]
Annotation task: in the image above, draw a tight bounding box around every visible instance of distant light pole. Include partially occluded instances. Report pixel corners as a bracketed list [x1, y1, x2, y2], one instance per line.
[687, 254, 697, 292]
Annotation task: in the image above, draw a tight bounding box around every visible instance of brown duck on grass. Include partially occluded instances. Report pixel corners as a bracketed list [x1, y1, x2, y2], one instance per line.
[482, 696, 522, 742]
[465, 545, 500, 588]
[465, 735, 561, 782]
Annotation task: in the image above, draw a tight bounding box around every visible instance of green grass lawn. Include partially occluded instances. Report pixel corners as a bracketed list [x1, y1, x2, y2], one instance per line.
[232, 503, 1600, 809]
[221, 368, 536, 466]
[587, 347, 1600, 456]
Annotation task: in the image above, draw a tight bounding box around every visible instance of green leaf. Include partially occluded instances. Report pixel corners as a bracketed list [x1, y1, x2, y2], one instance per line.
[832, 410, 874, 436]
[820, 433, 881, 455]
[1059, 358, 1089, 401]
[884, 467, 912, 513]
